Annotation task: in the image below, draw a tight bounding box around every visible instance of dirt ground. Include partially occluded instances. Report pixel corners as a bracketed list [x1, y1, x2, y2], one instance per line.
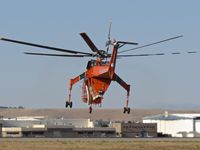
[1, 138, 200, 150]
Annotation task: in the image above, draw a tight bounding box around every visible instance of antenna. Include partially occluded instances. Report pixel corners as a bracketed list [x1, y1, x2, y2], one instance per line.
[106, 20, 112, 53]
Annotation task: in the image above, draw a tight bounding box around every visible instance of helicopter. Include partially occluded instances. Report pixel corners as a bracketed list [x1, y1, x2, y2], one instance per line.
[1, 23, 192, 113]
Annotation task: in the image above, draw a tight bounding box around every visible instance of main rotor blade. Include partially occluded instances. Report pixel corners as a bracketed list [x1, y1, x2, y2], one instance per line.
[1, 37, 93, 55]
[80, 32, 102, 56]
[117, 51, 198, 58]
[24, 52, 93, 57]
[117, 53, 165, 57]
[119, 35, 183, 53]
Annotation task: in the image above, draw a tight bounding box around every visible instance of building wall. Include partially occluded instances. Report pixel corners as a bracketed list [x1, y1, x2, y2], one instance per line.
[143, 119, 193, 137]
[1, 117, 94, 128]
[112, 123, 122, 137]
[0, 123, 2, 137]
[2, 127, 22, 138]
[44, 127, 76, 138]
[112, 122, 157, 138]
[195, 120, 200, 132]
[45, 118, 94, 128]
[74, 127, 116, 138]
[2, 120, 42, 128]
[40, 127, 116, 138]
[0, 117, 117, 138]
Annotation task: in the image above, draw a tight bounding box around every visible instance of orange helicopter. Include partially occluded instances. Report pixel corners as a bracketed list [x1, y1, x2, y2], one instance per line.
[1, 24, 185, 113]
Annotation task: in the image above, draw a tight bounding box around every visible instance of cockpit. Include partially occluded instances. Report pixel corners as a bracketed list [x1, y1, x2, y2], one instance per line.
[86, 59, 109, 69]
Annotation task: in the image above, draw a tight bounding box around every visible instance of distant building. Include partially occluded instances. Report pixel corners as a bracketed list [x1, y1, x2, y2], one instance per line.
[0, 122, 2, 137]
[0, 116, 115, 138]
[112, 122, 157, 138]
[1, 116, 94, 128]
[1, 127, 22, 138]
[143, 112, 200, 137]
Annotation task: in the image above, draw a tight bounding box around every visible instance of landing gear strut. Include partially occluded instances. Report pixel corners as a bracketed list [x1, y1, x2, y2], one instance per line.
[66, 101, 73, 108]
[123, 96, 130, 114]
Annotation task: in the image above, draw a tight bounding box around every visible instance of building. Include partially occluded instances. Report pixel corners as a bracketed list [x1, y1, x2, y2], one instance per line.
[112, 122, 157, 138]
[143, 112, 200, 137]
[73, 127, 115, 138]
[0, 116, 115, 138]
[1, 116, 94, 128]
[0, 122, 2, 137]
[1, 127, 22, 138]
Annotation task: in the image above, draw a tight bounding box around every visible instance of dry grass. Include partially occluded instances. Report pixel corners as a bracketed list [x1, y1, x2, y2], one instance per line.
[1, 139, 200, 150]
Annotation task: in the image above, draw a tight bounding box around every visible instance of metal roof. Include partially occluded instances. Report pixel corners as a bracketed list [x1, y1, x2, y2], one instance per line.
[73, 127, 115, 132]
[143, 114, 192, 121]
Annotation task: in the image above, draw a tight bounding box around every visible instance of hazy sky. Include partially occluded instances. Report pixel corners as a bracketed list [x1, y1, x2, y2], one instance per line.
[0, 0, 200, 109]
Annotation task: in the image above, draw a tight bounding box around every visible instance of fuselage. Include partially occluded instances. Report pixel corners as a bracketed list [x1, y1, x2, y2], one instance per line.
[82, 44, 118, 105]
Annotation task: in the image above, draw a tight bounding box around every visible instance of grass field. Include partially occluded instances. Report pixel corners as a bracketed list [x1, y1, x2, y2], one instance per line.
[1, 139, 200, 150]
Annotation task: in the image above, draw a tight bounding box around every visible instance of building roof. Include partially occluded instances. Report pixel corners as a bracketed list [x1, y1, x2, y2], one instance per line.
[143, 114, 192, 121]
[73, 127, 115, 132]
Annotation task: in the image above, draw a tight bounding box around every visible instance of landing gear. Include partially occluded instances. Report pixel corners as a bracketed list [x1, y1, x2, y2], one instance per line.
[123, 96, 130, 114]
[123, 107, 130, 114]
[66, 101, 73, 108]
[89, 106, 92, 114]
[69, 101, 73, 108]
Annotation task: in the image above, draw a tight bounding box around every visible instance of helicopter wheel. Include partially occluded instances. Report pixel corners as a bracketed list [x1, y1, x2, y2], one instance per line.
[65, 101, 69, 108]
[123, 107, 127, 114]
[69, 101, 73, 108]
[123, 107, 131, 114]
[66, 101, 73, 108]
[89, 106, 92, 114]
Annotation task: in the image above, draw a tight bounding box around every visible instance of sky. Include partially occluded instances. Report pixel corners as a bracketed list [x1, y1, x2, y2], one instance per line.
[0, 0, 200, 109]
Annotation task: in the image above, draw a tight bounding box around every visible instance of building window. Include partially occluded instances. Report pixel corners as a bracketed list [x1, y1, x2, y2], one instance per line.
[7, 132, 20, 135]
